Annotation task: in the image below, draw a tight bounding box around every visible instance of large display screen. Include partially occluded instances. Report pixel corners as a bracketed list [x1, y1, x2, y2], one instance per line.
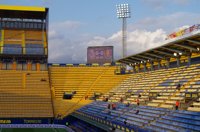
[87, 46, 113, 64]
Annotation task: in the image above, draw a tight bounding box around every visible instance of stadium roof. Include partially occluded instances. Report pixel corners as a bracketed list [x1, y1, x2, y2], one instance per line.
[0, 5, 48, 19]
[117, 29, 200, 65]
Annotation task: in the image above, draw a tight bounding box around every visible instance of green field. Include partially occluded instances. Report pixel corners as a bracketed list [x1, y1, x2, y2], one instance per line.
[0, 128, 68, 132]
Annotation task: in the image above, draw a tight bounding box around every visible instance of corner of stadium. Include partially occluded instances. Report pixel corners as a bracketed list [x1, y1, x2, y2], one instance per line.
[0, 4, 200, 132]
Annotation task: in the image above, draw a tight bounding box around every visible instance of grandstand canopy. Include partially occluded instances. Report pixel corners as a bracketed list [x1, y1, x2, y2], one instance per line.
[0, 5, 48, 19]
[117, 29, 200, 65]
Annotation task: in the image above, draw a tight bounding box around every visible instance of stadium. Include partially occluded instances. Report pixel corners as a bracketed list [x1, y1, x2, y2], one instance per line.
[0, 4, 200, 132]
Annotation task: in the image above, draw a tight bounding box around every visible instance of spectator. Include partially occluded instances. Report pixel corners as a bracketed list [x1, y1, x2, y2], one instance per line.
[120, 97, 123, 103]
[84, 95, 88, 100]
[136, 98, 140, 106]
[112, 103, 116, 110]
[138, 94, 141, 98]
[105, 116, 107, 120]
[176, 83, 181, 90]
[103, 96, 105, 102]
[176, 100, 180, 110]
[107, 103, 111, 109]
[105, 97, 108, 102]
[135, 110, 139, 115]
[124, 119, 127, 125]
[126, 102, 130, 107]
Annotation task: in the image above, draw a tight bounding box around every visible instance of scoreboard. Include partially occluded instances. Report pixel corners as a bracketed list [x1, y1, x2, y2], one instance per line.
[87, 46, 113, 64]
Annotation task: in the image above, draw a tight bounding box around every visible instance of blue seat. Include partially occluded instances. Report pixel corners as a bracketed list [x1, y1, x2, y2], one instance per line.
[157, 119, 200, 131]
[162, 116, 200, 126]
[151, 122, 186, 131]
[171, 113, 200, 121]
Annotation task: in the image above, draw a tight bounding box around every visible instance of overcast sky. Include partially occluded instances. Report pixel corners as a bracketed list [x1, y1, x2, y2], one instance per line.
[1, 0, 200, 63]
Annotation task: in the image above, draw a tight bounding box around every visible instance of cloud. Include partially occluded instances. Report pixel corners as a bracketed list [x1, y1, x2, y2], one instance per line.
[129, 12, 200, 33]
[48, 27, 167, 63]
[48, 12, 199, 63]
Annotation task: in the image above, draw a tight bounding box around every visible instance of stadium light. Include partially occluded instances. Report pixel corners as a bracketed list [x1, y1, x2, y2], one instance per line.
[116, 3, 131, 58]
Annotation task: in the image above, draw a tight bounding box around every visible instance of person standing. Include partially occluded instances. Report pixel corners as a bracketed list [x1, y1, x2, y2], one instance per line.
[136, 98, 140, 106]
[175, 100, 180, 110]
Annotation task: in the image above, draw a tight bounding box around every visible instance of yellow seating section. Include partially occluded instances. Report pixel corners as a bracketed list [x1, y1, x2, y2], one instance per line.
[25, 30, 44, 44]
[3, 29, 46, 45]
[101, 63, 200, 111]
[49, 66, 128, 117]
[4, 29, 23, 44]
[0, 70, 53, 118]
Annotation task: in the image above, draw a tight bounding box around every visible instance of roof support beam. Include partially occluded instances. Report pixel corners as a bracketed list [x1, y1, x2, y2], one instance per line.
[173, 43, 198, 51]
[187, 40, 200, 45]
[130, 57, 146, 62]
[136, 55, 155, 60]
[125, 58, 139, 63]
[144, 53, 163, 59]
[128, 58, 140, 63]
[161, 47, 185, 54]
[153, 50, 174, 56]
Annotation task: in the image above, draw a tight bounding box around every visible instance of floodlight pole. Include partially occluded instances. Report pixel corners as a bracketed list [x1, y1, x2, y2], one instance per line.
[122, 18, 127, 58]
[116, 4, 131, 58]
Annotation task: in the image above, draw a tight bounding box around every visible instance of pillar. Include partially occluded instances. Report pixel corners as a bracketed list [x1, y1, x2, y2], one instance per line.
[177, 56, 180, 67]
[150, 61, 154, 71]
[166, 58, 170, 68]
[36, 63, 40, 71]
[0, 29, 4, 54]
[12, 61, 17, 70]
[137, 64, 140, 73]
[22, 30, 26, 54]
[187, 53, 191, 66]
[143, 63, 147, 72]
[132, 65, 136, 73]
[27, 61, 32, 71]
[158, 61, 161, 70]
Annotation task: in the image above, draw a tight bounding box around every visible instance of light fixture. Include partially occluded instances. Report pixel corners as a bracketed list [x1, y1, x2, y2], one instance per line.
[197, 48, 200, 51]
[116, 3, 131, 58]
[179, 52, 182, 55]
[174, 53, 177, 56]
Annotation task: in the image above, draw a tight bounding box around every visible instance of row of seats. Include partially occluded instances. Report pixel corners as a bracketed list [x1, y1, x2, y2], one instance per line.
[98, 63, 200, 111]
[76, 101, 200, 132]
[0, 70, 53, 118]
[3, 30, 46, 44]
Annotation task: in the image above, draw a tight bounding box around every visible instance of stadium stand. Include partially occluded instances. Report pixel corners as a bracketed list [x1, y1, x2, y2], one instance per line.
[49, 66, 128, 117]
[0, 70, 53, 118]
[74, 101, 200, 132]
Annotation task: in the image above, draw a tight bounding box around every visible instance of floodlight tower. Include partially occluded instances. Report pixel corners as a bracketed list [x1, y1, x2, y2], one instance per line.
[116, 4, 131, 58]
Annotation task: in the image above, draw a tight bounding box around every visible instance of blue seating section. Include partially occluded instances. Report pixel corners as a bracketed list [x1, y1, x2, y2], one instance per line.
[26, 44, 44, 55]
[3, 44, 22, 54]
[76, 101, 200, 132]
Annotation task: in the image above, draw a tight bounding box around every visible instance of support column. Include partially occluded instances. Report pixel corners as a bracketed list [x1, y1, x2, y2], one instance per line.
[187, 53, 191, 66]
[12, 60, 17, 70]
[27, 61, 32, 71]
[0, 30, 4, 54]
[143, 63, 147, 72]
[177, 56, 180, 67]
[22, 30, 26, 54]
[158, 61, 161, 70]
[0, 61, 2, 70]
[132, 65, 136, 73]
[166, 58, 170, 69]
[36, 63, 40, 71]
[150, 61, 154, 71]
[137, 64, 140, 73]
